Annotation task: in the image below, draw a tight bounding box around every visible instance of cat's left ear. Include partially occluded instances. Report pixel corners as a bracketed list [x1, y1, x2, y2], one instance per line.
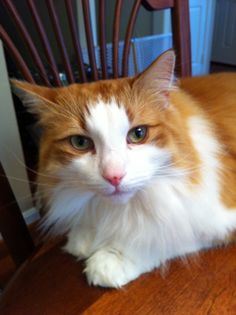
[133, 49, 176, 99]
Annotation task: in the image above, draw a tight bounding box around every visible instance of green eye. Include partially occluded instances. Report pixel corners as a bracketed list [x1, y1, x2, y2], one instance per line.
[70, 135, 94, 151]
[127, 126, 147, 144]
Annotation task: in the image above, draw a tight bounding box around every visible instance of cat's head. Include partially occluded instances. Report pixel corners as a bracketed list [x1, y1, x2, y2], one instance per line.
[12, 51, 197, 211]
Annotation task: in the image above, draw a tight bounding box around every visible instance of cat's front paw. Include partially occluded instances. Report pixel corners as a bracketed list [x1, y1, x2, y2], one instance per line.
[84, 248, 140, 288]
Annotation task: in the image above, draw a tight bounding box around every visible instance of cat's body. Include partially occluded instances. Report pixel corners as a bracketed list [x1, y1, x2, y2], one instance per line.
[13, 51, 236, 288]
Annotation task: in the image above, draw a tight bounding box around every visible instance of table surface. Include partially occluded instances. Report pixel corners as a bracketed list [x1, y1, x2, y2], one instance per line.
[1, 241, 236, 315]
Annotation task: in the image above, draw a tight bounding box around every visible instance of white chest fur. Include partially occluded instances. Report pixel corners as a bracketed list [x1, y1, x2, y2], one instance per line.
[56, 115, 236, 287]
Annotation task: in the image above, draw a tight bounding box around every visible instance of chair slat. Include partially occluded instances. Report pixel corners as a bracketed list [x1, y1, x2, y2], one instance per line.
[112, 0, 123, 78]
[2, 0, 50, 85]
[122, 0, 142, 77]
[142, 0, 191, 77]
[0, 26, 35, 83]
[46, 0, 75, 84]
[171, 0, 192, 77]
[82, 0, 99, 81]
[65, 0, 87, 83]
[26, 0, 62, 86]
[98, 0, 108, 79]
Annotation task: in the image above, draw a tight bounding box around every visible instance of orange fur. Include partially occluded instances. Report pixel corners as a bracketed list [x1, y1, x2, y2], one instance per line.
[181, 73, 236, 208]
[12, 71, 236, 209]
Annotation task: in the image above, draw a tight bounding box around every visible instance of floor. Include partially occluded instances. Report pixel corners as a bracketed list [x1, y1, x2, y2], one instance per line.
[0, 243, 16, 292]
[0, 221, 39, 291]
[1, 61, 236, 292]
[1, 242, 236, 314]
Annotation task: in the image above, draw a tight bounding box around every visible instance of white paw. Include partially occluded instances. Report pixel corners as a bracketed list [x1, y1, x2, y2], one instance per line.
[64, 231, 93, 259]
[84, 248, 140, 288]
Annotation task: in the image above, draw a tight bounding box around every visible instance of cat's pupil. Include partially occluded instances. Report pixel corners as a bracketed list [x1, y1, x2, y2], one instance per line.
[135, 127, 144, 138]
[77, 137, 86, 146]
[127, 126, 147, 144]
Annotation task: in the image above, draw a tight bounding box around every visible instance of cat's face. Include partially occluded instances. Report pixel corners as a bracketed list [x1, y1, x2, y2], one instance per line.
[55, 92, 171, 204]
[12, 51, 198, 206]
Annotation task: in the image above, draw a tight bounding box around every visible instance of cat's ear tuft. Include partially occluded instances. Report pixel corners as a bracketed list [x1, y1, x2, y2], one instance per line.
[10, 79, 57, 116]
[133, 49, 176, 99]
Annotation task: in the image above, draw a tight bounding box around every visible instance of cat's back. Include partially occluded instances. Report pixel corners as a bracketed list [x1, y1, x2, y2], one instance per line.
[180, 72, 236, 113]
[180, 73, 236, 209]
[180, 72, 236, 152]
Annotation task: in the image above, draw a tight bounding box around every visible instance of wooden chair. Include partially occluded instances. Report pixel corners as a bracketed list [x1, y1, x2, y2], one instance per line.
[0, 0, 191, 86]
[2, 1, 234, 314]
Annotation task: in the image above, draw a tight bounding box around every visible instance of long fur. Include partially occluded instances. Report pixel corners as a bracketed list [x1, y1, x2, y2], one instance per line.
[12, 51, 236, 288]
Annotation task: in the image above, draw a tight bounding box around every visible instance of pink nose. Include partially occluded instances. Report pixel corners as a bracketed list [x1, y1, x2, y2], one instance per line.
[102, 173, 125, 186]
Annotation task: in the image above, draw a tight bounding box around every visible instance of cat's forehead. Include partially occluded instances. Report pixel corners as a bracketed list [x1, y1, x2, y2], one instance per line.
[69, 77, 133, 104]
[52, 78, 160, 139]
[85, 98, 130, 146]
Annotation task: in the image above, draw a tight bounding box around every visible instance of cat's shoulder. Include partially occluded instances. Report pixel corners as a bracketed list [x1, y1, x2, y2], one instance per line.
[180, 72, 236, 94]
[178, 72, 236, 114]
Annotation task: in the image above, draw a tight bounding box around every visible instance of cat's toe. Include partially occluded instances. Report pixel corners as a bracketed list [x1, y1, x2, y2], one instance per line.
[84, 248, 140, 288]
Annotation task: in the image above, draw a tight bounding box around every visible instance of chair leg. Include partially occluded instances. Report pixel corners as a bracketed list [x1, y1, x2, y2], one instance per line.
[0, 163, 35, 266]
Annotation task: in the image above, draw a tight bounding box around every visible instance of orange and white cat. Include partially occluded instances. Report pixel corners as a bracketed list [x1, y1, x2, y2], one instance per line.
[12, 51, 236, 288]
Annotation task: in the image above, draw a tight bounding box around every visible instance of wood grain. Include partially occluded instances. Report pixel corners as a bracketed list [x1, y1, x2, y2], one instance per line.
[1, 243, 236, 315]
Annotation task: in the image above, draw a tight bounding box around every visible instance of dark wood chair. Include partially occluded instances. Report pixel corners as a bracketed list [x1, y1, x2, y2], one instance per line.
[0, 0, 191, 87]
[2, 1, 234, 314]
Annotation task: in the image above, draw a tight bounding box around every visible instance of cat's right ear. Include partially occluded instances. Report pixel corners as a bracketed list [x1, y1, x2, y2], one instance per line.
[11, 80, 58, 116]
[132, 50, 176, 104]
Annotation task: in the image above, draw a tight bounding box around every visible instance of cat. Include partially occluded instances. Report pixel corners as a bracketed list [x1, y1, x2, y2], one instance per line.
[12, 50, 236, 288]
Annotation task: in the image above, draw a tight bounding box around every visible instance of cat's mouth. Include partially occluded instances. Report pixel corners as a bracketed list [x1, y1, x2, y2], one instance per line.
[111, 190, 128, 197]
[103, 187, 134, 203]
[106, 189, 128, 197]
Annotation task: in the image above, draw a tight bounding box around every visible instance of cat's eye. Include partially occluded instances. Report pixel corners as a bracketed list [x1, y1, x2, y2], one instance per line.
[70, 135, 94, 151]
[127, 126, 147, 144]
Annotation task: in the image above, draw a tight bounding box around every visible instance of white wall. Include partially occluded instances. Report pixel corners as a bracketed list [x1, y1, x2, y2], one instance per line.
[0, 41, 33, 214]
[211, 0, 236, 66]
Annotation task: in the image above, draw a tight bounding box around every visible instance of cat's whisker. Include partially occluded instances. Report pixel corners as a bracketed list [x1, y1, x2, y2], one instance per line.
[3, 146, 62, 180]
[0, 173, 55, 188]
[0, 189, 43, 211]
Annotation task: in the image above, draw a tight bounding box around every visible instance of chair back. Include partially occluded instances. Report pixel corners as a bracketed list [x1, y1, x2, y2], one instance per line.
[0, 0, 191, 87]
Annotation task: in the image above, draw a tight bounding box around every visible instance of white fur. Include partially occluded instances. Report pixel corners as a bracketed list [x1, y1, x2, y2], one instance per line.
[43, 100, 236, 288]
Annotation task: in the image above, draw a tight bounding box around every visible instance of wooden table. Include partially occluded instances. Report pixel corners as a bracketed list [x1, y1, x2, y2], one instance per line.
[1, 242, 236, 315]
